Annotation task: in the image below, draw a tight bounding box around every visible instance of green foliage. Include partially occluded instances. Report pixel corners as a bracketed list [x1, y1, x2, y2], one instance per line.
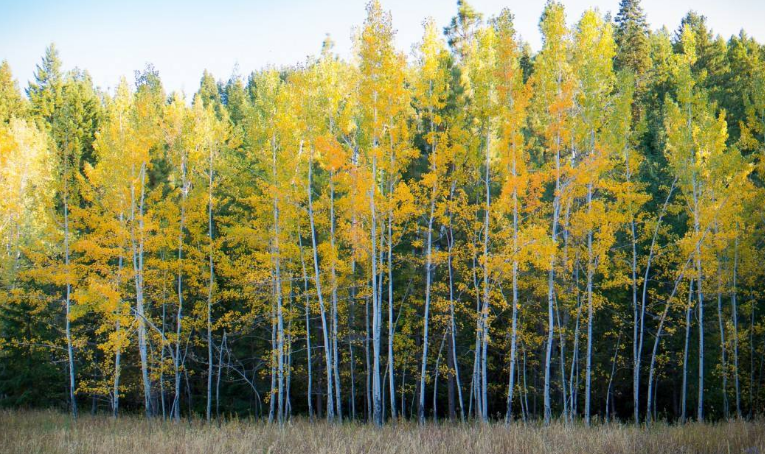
[0, 3, 764, 424]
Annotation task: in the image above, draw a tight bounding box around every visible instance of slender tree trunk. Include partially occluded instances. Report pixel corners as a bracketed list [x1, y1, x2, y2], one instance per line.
[206, 145, 215, 422]
[365, 295, 372, 421]
[160, 298, 166, 420]
[370, 101, 382, 426]
[269, 136, 286, 424]
[112, 313, 121, 415]
[419, 130, 438, 424]
[505, 153, 519, 424]
[522, 343, 530, 421]
[627, 138, 640, 426]
[470, 252, 482, 419]
[112, 227, 123, 418]
[329, 175, 342, 420]
[630, 215, 640, 425]
[174, 152, 187, 422]
[131, 163, 152, 418]
[605, 330, 622, 423]
[432, 331, 447, 421]
[349, 258, 357, 420]
[298, 233, 314, 420]
[216, 331, 226, 420]
[447, 181, 465, 421]
[716, 232, 728, 419]
[637, 179, 676, 425]
[63, 191, 77, 418]
[308, 149, 335, 421]
[286, 300, 293, 418]
[749, 295, 755, 418]
[386, 209, 396, 422]
[569, 275, 581, 421]
[732, 233, 741, 418]
[648, 261, 693, 424]
[480, 126, 491, 422]
[545, 142, 561, 425]
[694, 177, 705, 422]
[557, 201, 572, 421]
[682, 280, 693, 423]
[585, 182, 594, 426]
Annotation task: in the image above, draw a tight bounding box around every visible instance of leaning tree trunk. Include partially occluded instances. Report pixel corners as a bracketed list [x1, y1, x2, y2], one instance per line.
[693, 175, 705, 422]
[298, 233, 314, 420]
[447, 180, 465, 421]
[131, 163, 152, 418]
[308, 149, 335, 421]
[637, 179, 675, 425]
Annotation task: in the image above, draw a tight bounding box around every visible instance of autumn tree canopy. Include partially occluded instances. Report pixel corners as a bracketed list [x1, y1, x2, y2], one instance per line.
[1, 0, 764, 425]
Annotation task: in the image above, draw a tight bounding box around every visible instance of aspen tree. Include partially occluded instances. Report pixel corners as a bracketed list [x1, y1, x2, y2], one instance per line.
[492, 9, 531, 423]
[664, 26, 729, 420]
[357, 0, 414, 425]
[87, 82, 135, 416]
[530, 1, 573, 424]
[414, 17, 450, 424]
[571, 9, 616, 425]
[162, 93, 189, 421]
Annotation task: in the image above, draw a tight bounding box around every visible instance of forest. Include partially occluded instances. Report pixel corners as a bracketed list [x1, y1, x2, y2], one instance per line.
[1, 0, 764, 428]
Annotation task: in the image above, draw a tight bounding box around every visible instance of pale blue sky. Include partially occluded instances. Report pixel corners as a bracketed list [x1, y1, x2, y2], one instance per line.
[1, 0, 763, 96]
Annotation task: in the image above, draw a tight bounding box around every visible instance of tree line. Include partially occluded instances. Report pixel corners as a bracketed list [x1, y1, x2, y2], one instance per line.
[1, 0, 764, 425]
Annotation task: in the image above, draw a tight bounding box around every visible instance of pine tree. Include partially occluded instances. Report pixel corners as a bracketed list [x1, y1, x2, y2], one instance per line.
[0, 61, 26, 123]
[614, 0, 651, 78]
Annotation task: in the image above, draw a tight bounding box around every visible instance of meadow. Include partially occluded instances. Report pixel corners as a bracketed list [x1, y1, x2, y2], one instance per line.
[2, 410, 763, 454]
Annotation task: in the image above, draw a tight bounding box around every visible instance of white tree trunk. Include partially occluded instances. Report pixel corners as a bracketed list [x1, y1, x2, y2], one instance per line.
[113, 215, 125, 418]
[130, 163, 152, 418]
[63, 192, 77, 418]
[732, 233, 741, 417]
[206, 146, 215, 422]
[694, 177, 705, 422]
[480, 126, 491, 422]
[298, 233, 314, 420]
[330, 175, 342, 419]
[447, 181, 465, 421]
[637, 180, 675, 424]
[681, 280, 693, 423]
[308, 150, 335, 421]
[419, 121, 438, 424]
[272, 137, 285, 423]
[585, 182, 594, 426]
[505, 153, 519, 423]
[173, 153, 187, 422]
[544, 145, 560, 425]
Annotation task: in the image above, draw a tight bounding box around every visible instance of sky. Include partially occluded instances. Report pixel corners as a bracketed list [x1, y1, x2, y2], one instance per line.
[1, 0, 763, 96]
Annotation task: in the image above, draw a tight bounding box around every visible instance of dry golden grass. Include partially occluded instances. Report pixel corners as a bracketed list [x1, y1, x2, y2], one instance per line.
[1, 410, 763, 454]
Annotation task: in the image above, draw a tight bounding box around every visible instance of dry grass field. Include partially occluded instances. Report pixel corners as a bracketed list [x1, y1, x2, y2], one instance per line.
[1, 410, 763, 454]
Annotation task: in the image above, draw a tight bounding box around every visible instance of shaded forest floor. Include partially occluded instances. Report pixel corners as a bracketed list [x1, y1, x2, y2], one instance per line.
[2, 410, 764, 454]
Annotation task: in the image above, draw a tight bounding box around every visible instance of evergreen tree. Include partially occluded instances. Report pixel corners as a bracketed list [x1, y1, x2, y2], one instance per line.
[27, 44, 64, 125]
[0, 61, 26, 123]
[614, 0, 651, 78]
